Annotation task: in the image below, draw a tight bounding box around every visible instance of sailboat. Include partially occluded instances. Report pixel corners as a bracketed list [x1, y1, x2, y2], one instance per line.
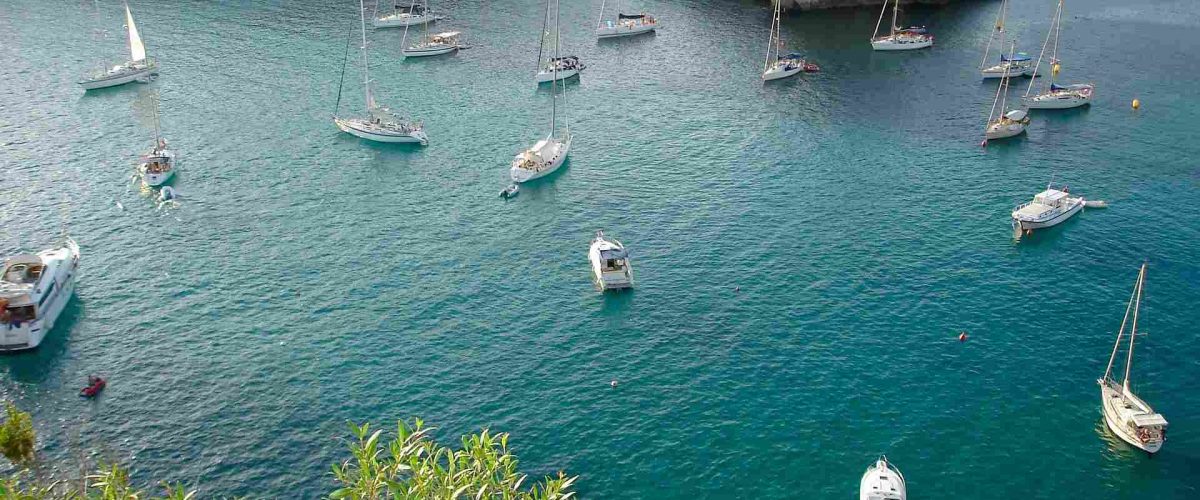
[511, 0, 571, 183]
[79, 2, 157, 90]
[982, 41, 1030, 143]
[401, 0, 464, 57]
[536, 9, 585, 84]
[761, 0, 818, 81]
[373, 0, 442, 28]
[979, 0, 1034, 79]
[1098, 263, 1168, 454]
[1023, 0, 1094, 109]
[334, 0, 428, 145]
[870, 0, 933, 51]
[595, 0, 659, 39]
[139, 93, 175, 187]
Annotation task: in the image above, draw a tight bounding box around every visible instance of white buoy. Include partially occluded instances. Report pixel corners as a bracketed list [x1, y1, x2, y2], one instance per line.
[610, 380, 617, 388]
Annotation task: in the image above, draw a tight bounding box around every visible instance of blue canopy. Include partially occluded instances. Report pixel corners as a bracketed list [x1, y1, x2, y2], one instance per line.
[1050, 83, 1066, 91]
[1001, 53, 1032, 62]
[779, 52, 805, 60]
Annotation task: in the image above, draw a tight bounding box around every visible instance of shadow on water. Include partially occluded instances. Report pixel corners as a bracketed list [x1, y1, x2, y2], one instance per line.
[599, 287, 634, 314]
[534, 76, 581, 93]
[0, 298, 83, 384]
[1035, 104, 1092, 124]
[76, 81, 157, 101]
[1012, 212, 1084, 247]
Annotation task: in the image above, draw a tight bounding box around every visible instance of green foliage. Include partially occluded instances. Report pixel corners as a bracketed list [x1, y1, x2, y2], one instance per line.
[0, 403, 36, 468]
[331, 419, 577, 500]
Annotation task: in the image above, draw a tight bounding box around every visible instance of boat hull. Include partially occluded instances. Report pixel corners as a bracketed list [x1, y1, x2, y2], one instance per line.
[144, 169, 174, 187]
[0, 241, 79, 352]
[536, 67, 580, 83]
[373, 14, 440, 28]
[1012, 199, 1082, 230]
[1025, 86, 1094, 109]
[871, 38, 933, 51]
[510, 137, 570, 183]
[596, 22, 657, 39]
[762, 64, 803, 81]
[1100, 383, 1164, 454]
[402, 45, 457, 57]
[335, 119, 428, 144]
[79, 66, 155, 90]
[985, 123, 1026, 140]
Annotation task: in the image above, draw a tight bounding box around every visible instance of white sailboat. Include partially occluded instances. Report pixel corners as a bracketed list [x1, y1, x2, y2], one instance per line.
[1, 239, 80, 352]
[373, 0, 442, 28]
[761, 0, 818, 81]
[589, 231, 633, 290]
[79, 2, 157, 90]
[1023, 0, 1094, 109]
[870, 0, 933, 51]
[512, 0, 571, 183]
[1098, 263, 1168, 454]
[334, 0, 428, 145]
[979, 0, 1034, 79]
[139, 93, 175, 187]
[595, 0, 659, 39]
[535, 10, 584, 84]
[401, 0, 464, 58]
[982, 42, 1030, 143]
[859, 456, 906, 500]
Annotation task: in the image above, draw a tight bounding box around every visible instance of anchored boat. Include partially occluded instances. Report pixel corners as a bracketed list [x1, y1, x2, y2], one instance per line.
[870, 0, 933, 51]
[1011, 186, 1083, 231]
[859, 456, 906, 500]
[1023, 0, 1094, 109]
[79, 2, 157, 90]
[761, 1, 817, 81]
[374, 0, 442, 28]
[595, 0, 658, 39]
[139, 94, 175, 187]
[1, 240, 80, 351]
[1098, 263, 1167, 454]
[589, 231, 633, 290]
[983, 42, 1030, 143]
[512, 0, 571, 184]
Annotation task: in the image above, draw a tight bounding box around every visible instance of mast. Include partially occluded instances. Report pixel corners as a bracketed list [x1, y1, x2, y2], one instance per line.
[358, 0, 373, 110]
[1024, 0, 1058, 98]
[401, 0, 416, 53]
[890, 0, 899, 37]
[536, 0, 550, 72]
[333, 23, 355, 118]
[549, 0, 558, 137]
[1103, 264, 1142, 383]
[872, 0, 888, 40]
[981, 0, 1006, 69]
[596, 0, 606, 29]
[152, 93, 161, 147]
[557, 0, 568, 137]
[764, 1, 779, 72]
[1122, 263, 1147, 395]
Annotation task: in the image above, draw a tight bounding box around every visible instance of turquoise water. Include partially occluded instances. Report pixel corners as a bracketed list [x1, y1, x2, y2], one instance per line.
[2, 0, 1199, 497]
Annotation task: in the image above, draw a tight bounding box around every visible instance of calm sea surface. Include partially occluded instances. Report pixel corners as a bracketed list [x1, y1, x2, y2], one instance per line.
[2, 0, 1199, 497]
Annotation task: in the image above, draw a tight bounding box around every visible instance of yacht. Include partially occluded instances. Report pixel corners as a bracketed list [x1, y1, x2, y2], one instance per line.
[761, 1, 818, 81]
[985, 109, 1029, 140]
[981, 52, 1034, 79]
[1011, 186, 1083, 232]
[870, 0, 933, 51]
[334, 0, 428, 145]
[537, 56, 585, 84]
[1, 240, 80, 351]
[403, 31, 464, 57]
[1098, 263, 1167, 454]
[140, 140, 175, 187]
[374, 0, 442, 28]
[1026, 83, 1094, 109]
[595, 0, 658, 39]
[79, 3, 157, 90]
[859, 456, 906, 500]
[513, 0, 571, 183]
[589, 231, 633, 290]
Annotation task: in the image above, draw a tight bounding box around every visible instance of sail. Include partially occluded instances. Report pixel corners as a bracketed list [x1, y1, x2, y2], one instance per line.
[126, 4, 146, 62]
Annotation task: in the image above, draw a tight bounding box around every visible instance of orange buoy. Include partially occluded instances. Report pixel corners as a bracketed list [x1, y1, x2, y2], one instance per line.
[1132, 98, 1141, 110]
[958, 332, 968, 342]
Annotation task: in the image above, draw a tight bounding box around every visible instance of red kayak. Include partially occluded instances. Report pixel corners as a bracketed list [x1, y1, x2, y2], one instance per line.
[80, 376, 106, 398]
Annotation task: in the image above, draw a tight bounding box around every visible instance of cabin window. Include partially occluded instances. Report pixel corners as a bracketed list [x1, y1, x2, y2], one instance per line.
[6, 305, 35, 323]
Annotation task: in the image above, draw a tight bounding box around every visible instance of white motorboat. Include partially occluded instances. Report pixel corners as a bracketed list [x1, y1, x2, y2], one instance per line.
[589, 231, 633, 290]
[139, 94, 175, 187]
[403, 31, 463, 57]
[1098, 263, 1168, 454]
[595, 0, 658, 39]
[982, 42, 1029, 143]
[859, 456, 906, 500]
[870, 0, 933, 51]
[374, 0, 442, 28]
[334, 0, 428, 145]
[1, 240, 80, 351]
[536, 56, 585, 84]
[1022, 0, 1094, 109]
[1010, 186, 1083, 231]
[981, 52, 1034, 79]
[513, 0, 571, 183]
[761, 1, 819, 81]
[79, 3, 157, 90]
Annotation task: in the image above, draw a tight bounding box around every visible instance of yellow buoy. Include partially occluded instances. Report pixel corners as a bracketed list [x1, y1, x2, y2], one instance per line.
[1132, 98, 1141, 110]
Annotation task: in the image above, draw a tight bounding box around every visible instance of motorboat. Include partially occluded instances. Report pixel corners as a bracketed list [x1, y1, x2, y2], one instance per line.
[1022, 1, 1094, 110]
[500, 184, 520, 199]
[589, 231, 633, 290]
[985, 108, 1029, 140]
[1098, 263, 1168, 454]
[537, 56, 585, 84]
[981, 52, 1034, 79]
[0, 239, 80, 351]
[1010, 186, 1083, 231]
[374, 0, 442, 28]
[596, 1, 658, 39]
[334, 0, 428, 145]
[511, 135, 570, 183]
[870, 0, 933, 51]
[403, 31, 463, 57]
[79, 3, 157, 90]
[859, 456, 906, 500]
[140, 140, 176, 187]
